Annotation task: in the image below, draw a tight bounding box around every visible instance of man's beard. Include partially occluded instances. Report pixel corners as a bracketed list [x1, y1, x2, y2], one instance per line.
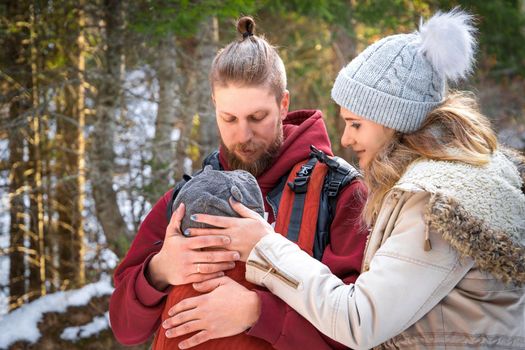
[222, 124, 283, 177]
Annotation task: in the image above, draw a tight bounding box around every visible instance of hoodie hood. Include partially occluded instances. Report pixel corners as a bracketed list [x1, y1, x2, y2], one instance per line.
[219, 109, 333, 196]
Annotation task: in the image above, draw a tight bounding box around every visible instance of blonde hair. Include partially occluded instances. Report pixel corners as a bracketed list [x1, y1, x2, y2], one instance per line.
[363, 91, 498, 225]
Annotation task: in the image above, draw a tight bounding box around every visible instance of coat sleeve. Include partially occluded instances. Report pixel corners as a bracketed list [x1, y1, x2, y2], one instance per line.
[109, 190, 174, 345]
[246, 191, 474, 349]
[247, 180, 368, 349]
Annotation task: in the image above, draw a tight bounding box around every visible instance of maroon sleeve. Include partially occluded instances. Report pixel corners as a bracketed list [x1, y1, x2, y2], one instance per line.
[247, 180, 368, 349]
[109, 190, 174, 345]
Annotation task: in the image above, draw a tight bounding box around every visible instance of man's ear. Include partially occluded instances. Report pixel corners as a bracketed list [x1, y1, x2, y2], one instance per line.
[280, 90, 290, 120]
[211, 93, 216, 106]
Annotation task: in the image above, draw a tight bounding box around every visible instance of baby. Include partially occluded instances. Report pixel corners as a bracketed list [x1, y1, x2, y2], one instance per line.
[153, 166, 273, 350]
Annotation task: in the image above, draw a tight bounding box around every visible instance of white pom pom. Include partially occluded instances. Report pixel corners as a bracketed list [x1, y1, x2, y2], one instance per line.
[418, 7, 477, 82]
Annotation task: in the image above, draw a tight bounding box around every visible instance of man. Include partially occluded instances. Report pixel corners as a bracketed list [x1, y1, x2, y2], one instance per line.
[109, 16, 367, 350]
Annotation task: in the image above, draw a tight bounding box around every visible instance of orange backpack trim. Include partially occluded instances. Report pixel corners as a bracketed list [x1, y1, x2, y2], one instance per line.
[274, 160, 328, 257]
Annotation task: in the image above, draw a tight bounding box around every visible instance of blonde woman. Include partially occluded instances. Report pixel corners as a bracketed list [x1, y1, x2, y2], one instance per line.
[168, 9, 525, 349]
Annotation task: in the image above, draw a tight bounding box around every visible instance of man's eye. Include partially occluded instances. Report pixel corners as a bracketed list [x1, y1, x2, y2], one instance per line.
[351, 122, 361, 129]
[251, 114, 267, 122]
[222, 116, 236, 123]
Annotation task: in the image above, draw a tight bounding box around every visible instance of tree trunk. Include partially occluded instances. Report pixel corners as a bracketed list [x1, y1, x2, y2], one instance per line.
[27, 2, 46, 301]
[331, 23, 358, 163]
[174, 38, 197, 180]
[5, 0, 30, 310]
[194, 16, 219, 169]
[8, 100, 28, 310]
[150, 35, 180, 201]
[174, 17, 219, 177]
[90, 0, 130, 257]
[56, 0, 86, 288]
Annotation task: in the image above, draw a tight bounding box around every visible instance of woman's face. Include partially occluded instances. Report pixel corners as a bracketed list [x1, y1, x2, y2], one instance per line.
[340, 107, 395, 169]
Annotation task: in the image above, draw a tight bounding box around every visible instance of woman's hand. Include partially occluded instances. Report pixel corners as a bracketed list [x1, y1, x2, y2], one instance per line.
[162, 276, 261, 349]
[186, 198, 275, 261]
[146, 203, 241, 291]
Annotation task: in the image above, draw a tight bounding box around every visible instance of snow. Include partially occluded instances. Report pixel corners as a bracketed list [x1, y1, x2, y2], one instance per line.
[0, 234, 9, 316]
[0, 274, 114, 348]
[60, 311, 110, 342]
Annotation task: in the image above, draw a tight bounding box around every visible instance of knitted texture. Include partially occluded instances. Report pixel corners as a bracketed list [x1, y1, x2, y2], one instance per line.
[172, 166, 265, 231]
[332, 34, 443, 132]
[331, 9, 476, 132]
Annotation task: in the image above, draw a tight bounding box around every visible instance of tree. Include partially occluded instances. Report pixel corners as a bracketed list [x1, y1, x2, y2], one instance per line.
[55, 0, 86, 288]
[4, 0, 30, 310]
[90, 0, 130, 257]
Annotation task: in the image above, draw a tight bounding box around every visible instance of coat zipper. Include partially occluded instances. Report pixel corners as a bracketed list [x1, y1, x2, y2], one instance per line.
[247, 248, 300, 289]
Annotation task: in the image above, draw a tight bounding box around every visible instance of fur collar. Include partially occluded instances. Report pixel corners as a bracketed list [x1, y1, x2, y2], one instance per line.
[394, 148, 525, 285]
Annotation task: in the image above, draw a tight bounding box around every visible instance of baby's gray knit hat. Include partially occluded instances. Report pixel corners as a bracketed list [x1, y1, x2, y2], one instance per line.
[173, 166, 265, 231]
[331, 8, 476, 132]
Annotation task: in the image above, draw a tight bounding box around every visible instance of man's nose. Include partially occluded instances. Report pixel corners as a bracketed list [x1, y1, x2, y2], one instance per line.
[236, 121, 254, 144]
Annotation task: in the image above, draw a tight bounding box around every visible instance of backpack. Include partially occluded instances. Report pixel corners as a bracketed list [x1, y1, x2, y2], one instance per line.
[166, 145, 361, 260]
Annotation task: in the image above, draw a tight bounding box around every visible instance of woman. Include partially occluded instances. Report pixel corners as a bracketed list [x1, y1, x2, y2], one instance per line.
[172, 8, 525, 349]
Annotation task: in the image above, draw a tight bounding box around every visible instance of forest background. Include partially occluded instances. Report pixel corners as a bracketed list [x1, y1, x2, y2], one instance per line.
[1, 0, 524, 348]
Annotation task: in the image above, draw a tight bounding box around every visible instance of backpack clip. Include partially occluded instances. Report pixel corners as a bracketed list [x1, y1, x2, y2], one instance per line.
[288, 158, 317, 194]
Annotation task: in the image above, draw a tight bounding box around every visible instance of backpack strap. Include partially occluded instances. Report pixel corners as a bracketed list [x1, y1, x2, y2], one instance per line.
[274, 158, 329, 257]
[310, 145, 361, 260]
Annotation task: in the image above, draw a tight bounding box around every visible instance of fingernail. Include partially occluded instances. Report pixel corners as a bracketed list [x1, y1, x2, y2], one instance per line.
[222, 236, 231, 244]
[179, 343, 187, 349]
[166, 330, 172, 338]
[218, 271, 225, 276]
[183, 228, 191, 236]
[163, 321, 168, 329]
[229, 196, 238, 203]
[190, 214, 197, 221]
[233, 252, 240, 260]
[228, 263, 235, 269]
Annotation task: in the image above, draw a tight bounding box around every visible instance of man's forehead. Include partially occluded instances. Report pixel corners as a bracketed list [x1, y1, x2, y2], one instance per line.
[214, 87, 279, 116]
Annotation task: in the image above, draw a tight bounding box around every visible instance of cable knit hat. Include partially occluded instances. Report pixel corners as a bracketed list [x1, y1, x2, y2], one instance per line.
[172, 166, 265, 232]
[331, 8, 477, 132]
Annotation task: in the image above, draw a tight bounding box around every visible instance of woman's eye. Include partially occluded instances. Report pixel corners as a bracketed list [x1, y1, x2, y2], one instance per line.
[351, 122, 361, 129]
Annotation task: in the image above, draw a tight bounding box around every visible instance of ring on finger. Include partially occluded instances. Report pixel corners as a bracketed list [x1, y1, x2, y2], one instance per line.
[196, 263, 201, 274]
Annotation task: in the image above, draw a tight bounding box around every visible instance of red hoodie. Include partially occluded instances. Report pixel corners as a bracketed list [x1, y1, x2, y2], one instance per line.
[109, 110, 368, 349]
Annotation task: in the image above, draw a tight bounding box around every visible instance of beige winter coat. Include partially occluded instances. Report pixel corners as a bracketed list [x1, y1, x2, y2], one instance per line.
[245, 149, 525, 349]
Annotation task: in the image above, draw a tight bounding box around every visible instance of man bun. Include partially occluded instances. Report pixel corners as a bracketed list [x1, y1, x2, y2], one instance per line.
[237, 16, 256, 38]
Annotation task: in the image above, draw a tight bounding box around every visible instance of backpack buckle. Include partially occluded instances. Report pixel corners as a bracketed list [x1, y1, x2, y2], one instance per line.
[288, 176, 310, 193]
[288, 160, 315, 194]
[327, 180, 342, 197]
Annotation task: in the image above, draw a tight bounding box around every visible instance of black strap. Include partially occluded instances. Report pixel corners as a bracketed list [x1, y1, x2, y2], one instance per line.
[286, 157, 318, 242]
[309, 145, 361, 260]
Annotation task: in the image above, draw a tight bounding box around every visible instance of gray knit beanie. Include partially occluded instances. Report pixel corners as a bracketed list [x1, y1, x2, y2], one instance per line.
[173, 166, 265, 232]
[331, 8, 476, 132]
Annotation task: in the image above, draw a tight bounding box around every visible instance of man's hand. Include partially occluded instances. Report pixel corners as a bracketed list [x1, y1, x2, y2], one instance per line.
[146, 203, 241, 291]
[187, 198, 275, 261]
[161, 276, 261, 349]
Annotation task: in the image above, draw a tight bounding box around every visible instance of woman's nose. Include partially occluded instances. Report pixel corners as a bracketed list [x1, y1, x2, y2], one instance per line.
[341, 128, 355, 148]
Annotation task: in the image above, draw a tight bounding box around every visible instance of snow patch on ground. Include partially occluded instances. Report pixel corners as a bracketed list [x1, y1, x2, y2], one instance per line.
[60, 311, 110, 342]
[0, 274, 113, 348]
